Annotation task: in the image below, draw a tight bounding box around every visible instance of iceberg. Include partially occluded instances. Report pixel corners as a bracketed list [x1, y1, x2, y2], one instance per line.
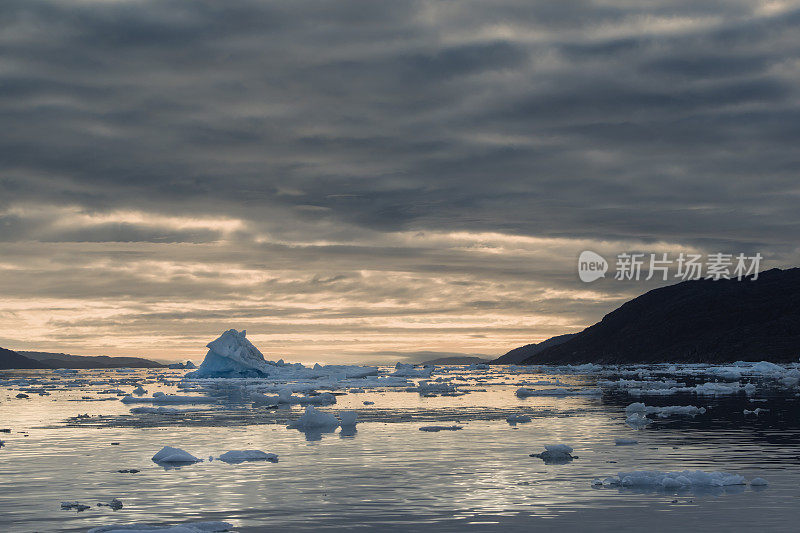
[187, 329, 271, 378]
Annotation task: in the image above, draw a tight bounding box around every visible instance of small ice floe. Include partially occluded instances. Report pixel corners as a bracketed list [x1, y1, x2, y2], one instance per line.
[516, 387, 601, 397]
[615, 438, 638, 446]
[15, 393, 29, 399]
[625, 413, 652, 429]
[419, 425, 463, 432]
[391, 362, 434, 378]
[61, 501, 91, 512]
[287, 406, 339, 429]
[362, 401, 375, 405]
[121, 392, 215, 405]
[625, 402, 706, 419]
[252, 389, 336, 407]
[218, 450, 278, 464]
[97, 498, 123, 510]
[132, 385, 147, 396]
[338, 410, 357, 427]
[743, 408, 769, 416]
[506, 414, 532, 424]
[129, 407, 184, 414]
[348, 388, 366, 393]
[750, 477, 769, 487]
[529, 444, 575, 464]
[117, 469, 139, 474]
[593, 470, 746, 490]
[88, 521, 234, 532]
[151, 446, 202, 465]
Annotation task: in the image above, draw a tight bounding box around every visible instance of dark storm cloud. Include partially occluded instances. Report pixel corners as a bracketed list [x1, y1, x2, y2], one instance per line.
[1, 0, 799, 360]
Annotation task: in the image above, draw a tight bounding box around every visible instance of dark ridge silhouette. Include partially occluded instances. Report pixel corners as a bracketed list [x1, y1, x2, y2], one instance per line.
[516, 267, 800, 364]
[20, 351, 164, 369]
[491, 334, 576, 364]
[420, 356, 488, 365]
[0, 347, 47, 369]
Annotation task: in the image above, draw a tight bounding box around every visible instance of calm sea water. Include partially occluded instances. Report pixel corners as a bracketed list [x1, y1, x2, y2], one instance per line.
[2, 366, 799, 532]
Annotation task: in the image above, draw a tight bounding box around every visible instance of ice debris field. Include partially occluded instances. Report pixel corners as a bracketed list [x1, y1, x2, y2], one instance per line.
[3, 329, 800, 531]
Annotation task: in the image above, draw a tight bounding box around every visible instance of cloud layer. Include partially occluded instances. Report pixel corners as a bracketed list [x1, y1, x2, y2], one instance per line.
[1, 1, 799, 362]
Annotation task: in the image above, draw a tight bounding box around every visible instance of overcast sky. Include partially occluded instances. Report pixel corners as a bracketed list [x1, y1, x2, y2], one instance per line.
[1, 0, 799, 363]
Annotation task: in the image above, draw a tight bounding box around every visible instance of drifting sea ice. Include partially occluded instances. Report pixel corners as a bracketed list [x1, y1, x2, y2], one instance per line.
[625, 402, 706, 418]
[129, 407, 185, 414]
[625, 413, 652, 429]
[594, 470, 747, 490]
[151, 446, 201, 464]
[121, 392, 215, 405]
[418, 425, 463, 432]
[506, 414, 532, 424]
[218, 450, 278, 463]
[87, 521, 234, 533]
[391, 362, 434, 378]
[530, 444, 575, 463]
[185, 329, 381, 381]
[515, 387, 602, 397]
[615, 438, 638, 445]
[287, 406, 339, 429]
[338, 410, 357, 426]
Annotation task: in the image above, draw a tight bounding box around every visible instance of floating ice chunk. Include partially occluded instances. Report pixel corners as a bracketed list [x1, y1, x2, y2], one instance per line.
[338, 411, 357, 427]
[362, 401, 374, 405]
[743, 408, 769, 416]
[132, 385, 147, 395]
[530, 444, 574, 463]
[419, 425, 463, 432]
[130, 407, 183, 414]
[218, 450, 278, 464]
[121, 393, 215, 405]
[626, 413, 652, 429]
[151, 446, 201, 464]
[750, 361, 784, 375]
[615, 438, 638, 446]
[516, 387, 601, 397]
[600, 470, 746, 489]
[750, 477, 769, 486]
[88, 521, 233, 533]
[287, 406, 339, 429]
[391, 363, 434, 378]
[506, 414, 532, 424]
[252, 391, 336, 406]
[626, 402, 706, 418]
